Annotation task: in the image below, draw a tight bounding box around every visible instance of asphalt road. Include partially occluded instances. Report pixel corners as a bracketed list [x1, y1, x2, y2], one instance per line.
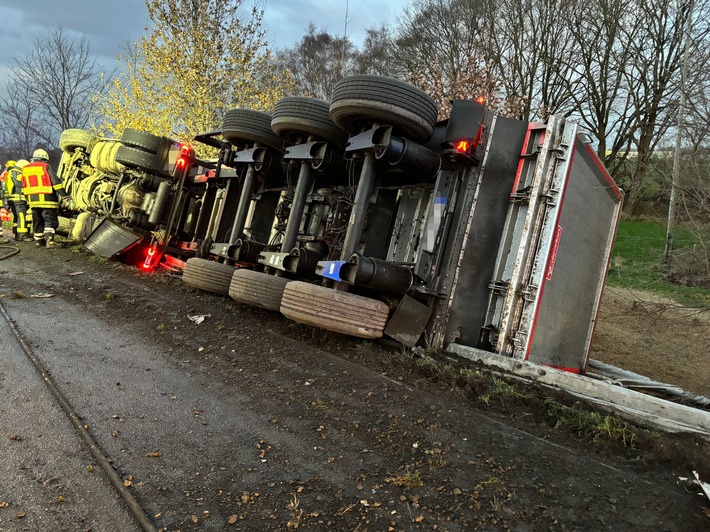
[0, 243, 707, 531]
[0, 297, 139, 532]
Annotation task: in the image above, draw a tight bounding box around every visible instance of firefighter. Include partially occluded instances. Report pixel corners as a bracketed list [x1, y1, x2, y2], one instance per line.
[3, 159, 31, 242]
[21, 149, 66, 248]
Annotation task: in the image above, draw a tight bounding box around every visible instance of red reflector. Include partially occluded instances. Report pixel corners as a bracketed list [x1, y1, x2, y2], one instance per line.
[455, 140, 470, 153]
[143, 246, 159, 270]
[476, 96, 486, 104]
[176, 157, 187, 169]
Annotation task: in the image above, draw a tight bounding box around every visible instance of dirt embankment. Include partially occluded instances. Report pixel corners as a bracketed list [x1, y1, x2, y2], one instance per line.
[592, 286, 710, 397]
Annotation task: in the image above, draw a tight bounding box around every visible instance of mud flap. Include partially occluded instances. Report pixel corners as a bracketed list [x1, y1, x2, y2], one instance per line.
[384, 295, 433, 347]
[83, 217, 143, 258]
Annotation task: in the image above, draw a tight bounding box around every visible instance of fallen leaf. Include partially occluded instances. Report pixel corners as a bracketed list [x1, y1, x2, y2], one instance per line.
[87, 466, 94, 472]
[192, 515, 199, 524]
[415, 515, 424, 523]
[30, 293, 54, 298]
[66, 271, 84, 276]
[156, 323, 165, 332]
[145, 451, 162, 458]
[228, 514, 238, 524]
[16, 511, 26, 518]
[8, 435, 22, 441]
[0, 501, 8, 508]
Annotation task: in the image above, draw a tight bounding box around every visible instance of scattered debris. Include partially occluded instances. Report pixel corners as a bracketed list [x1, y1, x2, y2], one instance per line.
[30, 293, 54, 298]
[66, 271, 85, 276]
[188, 313, 211, 325]
[694, 471, 710, 503]
[145, 451, 162, 458]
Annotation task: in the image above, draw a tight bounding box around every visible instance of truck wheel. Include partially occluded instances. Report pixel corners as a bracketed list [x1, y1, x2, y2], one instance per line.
[89, 141, 106, 169]
[280, 281, 390, 339]
[115, 146, 155, 171]
[104, 142, 125, 174]
[57, 216, 73, 236]
[228, 269, 290, 311]
[221, 109, 283, 151]
[120, 128, 165, 154]
[329, 75, 438, 143]
[60, 129, 97, 154]
[271, 97, 348, 146]
[182, 258, 236, 295]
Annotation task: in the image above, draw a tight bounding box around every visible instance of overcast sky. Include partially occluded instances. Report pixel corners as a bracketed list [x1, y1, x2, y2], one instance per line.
[0, 0, 409, 77]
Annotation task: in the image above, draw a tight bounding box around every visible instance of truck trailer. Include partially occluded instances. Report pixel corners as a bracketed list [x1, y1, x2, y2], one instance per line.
[58, 75, 622, 374]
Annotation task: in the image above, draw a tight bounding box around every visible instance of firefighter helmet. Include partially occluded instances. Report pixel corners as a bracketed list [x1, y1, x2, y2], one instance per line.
[5, 160, 16, 168]
[32, 148, 49, 161]
[15, 159, 29, 168]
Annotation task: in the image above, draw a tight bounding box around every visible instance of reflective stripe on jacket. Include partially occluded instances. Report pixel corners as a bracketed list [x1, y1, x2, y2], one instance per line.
[5, 167, 26, 202]
[22, 161, 63, 208]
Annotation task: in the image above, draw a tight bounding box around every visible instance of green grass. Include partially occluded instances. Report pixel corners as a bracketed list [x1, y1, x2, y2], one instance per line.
[608, 220, 709, 307]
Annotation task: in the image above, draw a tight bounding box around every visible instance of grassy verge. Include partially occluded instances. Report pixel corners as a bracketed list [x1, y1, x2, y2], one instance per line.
[382, 348, 709, 476]
[607, 219, 709, 307]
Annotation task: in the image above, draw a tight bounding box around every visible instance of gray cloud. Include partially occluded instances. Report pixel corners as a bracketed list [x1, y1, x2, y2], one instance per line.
[0, 0, 407, 83]
[262, 0, 405, 50]
[0, 0, 148, 70]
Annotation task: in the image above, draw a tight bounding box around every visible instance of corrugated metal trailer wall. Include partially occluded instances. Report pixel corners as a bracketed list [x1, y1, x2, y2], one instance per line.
[431, 113, 622, 374]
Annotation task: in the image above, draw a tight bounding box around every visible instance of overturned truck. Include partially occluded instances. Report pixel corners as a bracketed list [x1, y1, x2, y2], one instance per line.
[63, 75, 623, 374]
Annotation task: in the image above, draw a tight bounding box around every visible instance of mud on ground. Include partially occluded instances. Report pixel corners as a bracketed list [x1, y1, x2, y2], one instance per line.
[0, 240, 708, 531]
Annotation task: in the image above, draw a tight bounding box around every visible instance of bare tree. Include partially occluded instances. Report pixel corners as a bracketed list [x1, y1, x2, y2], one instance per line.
[559, 0, 638, 173]
[480, 0, 580, 120]
[392, 0, 578, 121]
[392, 0, 491, 84]
[354, 25, 397, 76]
[277, 24, 355, 100]
[0, 25, 109, 148]
[0, 81, 38, 157]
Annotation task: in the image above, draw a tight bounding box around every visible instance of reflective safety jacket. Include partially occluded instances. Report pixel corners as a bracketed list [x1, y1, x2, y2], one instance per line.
[21, 161, 65, 208]
[4, 167, 26, 202]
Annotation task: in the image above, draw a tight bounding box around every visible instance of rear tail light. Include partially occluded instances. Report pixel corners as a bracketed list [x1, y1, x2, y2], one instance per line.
[142, 245, 161, 270]
[175, 143, 195, 171]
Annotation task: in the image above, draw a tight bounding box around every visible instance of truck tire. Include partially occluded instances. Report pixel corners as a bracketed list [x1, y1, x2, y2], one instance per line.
[229, 269, 290, 311]
[182, 258, 236, 295]
[120, 128, 165, 154]
[329, 75, 438, 143]
[60, 129, 97, 154]
[57, 216, 73, 236]
[104, 142, 125, 174]
[271, 97, 348, 146]
[89, 141, 107, 169]
[280, 281, 390, 339]
[221, 109, 283, 151]
[115, 145, 155, 171]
